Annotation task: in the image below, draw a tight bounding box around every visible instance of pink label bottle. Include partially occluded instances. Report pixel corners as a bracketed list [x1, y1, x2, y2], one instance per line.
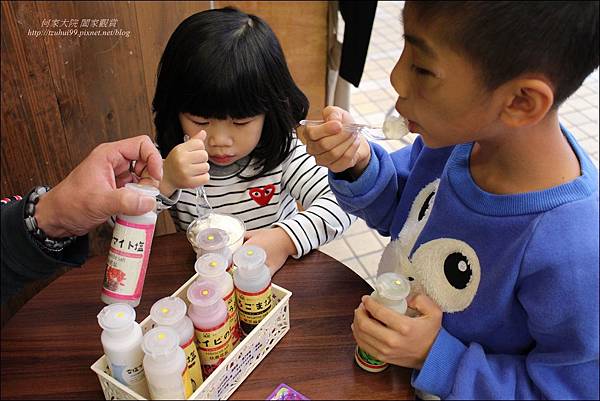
[195, 253, 241, 347]
[187, 280, 232, 378]
[102, 183, 159, 307]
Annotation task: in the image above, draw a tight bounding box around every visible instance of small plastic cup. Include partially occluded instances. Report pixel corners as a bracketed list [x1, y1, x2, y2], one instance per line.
[186, 213, 245, 256]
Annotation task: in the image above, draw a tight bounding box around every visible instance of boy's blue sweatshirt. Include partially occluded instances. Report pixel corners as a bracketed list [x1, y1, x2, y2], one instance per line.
[329, 126, 599, 399]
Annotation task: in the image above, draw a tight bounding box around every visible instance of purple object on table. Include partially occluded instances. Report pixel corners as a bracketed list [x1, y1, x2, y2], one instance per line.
[266, 383, 310, 400]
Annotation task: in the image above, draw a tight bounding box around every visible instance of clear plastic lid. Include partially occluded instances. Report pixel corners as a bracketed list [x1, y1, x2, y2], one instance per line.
[97, 303, 136, 331]
[187, 280, 220, 308]
[124, 182, 160, 197]
[375, 272, 411, 301]
[196, 228, 229, 253]
[233, 245, 266, 274]
[150, 296, 187, 326]
[195, 253, 228, 278]
[142, 326, 179, 358]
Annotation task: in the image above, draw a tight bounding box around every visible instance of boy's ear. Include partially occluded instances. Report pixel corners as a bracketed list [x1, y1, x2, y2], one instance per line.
[500, 78, 554, 128]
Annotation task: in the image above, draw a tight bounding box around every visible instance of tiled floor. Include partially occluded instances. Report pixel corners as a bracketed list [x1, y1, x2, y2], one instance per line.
[319, 1, 600, 288]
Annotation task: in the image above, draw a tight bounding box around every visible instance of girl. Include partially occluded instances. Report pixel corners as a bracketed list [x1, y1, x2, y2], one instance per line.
[152, 7, 355, 275]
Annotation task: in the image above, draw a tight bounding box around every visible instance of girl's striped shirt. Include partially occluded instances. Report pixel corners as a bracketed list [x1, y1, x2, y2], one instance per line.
[165, 138, 356, 258]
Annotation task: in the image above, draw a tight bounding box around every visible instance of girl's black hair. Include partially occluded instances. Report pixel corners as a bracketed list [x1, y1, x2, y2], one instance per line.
[153, 7, 309, 179]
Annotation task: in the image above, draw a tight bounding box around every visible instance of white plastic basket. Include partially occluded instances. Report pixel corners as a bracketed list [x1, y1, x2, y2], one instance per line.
[91, 273, 292, 400]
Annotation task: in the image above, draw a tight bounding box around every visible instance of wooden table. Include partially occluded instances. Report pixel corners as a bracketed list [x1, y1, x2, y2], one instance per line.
[1, 233, 413, 400]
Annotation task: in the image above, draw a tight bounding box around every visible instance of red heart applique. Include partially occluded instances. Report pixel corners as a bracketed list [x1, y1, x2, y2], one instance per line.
[249, 184, 275, 206]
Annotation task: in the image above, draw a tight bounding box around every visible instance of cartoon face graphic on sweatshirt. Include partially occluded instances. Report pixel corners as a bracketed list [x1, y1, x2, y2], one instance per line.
[378, 179, 481, 313]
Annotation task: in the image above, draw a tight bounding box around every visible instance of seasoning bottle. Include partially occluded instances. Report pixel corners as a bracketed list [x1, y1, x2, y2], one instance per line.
[142, 326, 193, 399]
[196, 228, 234, 275]
[101, 183, 159, 307]
[355, 272, 410, 373]
[187, 280, 232, 377]
[233, 245, 273, 336]
[195, 253, 241, 347]
[150, 296, 203, 392]
[97, 303, 150, 398]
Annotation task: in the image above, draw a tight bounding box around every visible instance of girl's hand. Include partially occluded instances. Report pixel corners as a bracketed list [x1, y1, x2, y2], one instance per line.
[161, 130, 210, 196]
[351, 293, 443, 370]
[298, 106, 371, 176]
[243, 227, 297, 276]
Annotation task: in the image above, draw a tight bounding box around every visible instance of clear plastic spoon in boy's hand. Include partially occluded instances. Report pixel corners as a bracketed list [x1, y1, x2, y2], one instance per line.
[183, 134, 213, 219]
[298, 115, 409, 141]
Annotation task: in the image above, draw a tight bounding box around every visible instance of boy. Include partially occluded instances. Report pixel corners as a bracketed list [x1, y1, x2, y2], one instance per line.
[301, 1, 598, 399]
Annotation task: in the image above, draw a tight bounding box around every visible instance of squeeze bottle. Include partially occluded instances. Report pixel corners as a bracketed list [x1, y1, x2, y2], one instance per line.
[102, 183, 158, 307]
[233, 245, 272, 336]
[150, 296, 203, 391]
[355, 272, 410, 373]
[187, 280, 232, 377]
[142, 326, 193, 399]
[97, 303, 150, 398]
[195, 253, 240, 346]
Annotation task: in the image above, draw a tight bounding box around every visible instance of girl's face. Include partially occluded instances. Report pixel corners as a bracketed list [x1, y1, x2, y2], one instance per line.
[179, 113, 264, 166]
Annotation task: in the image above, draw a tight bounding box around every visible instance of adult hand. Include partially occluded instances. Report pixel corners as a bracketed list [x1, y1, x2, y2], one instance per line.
[35, 135, 163, 238]
[351, 293, 443, 369]
[297, 106, 371, 175]
[243, 227, 297, 276]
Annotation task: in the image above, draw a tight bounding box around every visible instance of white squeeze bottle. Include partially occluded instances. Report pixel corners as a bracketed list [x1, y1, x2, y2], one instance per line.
[187, 280, 232, 377]
[196, 228, 234, 274]
[142, 326, 193, 400]
[195, 253, 241, 347]
[102, 183, 159, 307]
[233, 245, 273, 336]
[97, 303, 150, 398]
[354, 272, 411, 373]
[150, 296, 203, 392]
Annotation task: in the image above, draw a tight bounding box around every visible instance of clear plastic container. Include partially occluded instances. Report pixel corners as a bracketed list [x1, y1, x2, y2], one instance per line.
[186, 214, 245, 258]
[355, 272, 410, 373]
[150, 296, 203, 391]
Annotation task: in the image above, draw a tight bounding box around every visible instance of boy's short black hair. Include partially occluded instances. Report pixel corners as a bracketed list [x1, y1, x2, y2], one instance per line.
[408, 1, 599, 107]
[153, 7, 308, 179]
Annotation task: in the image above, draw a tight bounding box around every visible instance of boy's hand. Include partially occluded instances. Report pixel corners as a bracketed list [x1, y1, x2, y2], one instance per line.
[243, 227, 297, 277]
[351, 293, 442, 370]
[161, 130, 210, 196]
[298, 106, 371, 175]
